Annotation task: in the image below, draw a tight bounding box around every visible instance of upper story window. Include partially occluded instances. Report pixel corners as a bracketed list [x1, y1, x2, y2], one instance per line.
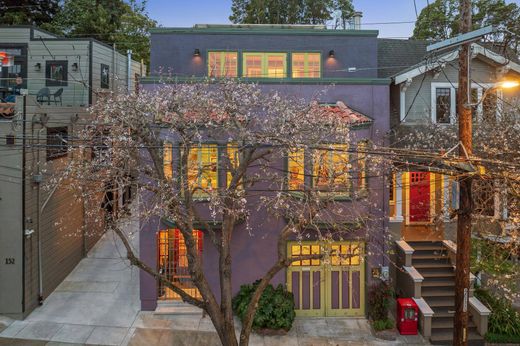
[225, 143, 242, 188]
[163, 142, 173, 179]
[288, 148, 305, 191]
[208, 52, 238, 78]
[313, 144, 350, 193]
[186, 144, 218, 197]
[46, 60, 68, 86]
[432, 83, 500, 124]
[292, 53, 321, 78]
[243, 53, 287, 78]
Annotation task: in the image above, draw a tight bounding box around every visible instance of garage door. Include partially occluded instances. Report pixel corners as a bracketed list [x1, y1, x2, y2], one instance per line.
[287, 241, 365, 317]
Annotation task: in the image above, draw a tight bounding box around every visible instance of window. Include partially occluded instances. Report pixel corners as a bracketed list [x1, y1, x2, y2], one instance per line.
[288, 148, 305, 191]
[157, 229, 203, 300]
[185, 144, 218, 197]
[312, 144, 349, 194]
[357, 141, 367, 191]
[389, 173, 395, 205]
[101, 64, 110, 89]
[46, 60, 68, 86]
[291, 244, 320, 266]
[243, 53, 287, 78]
[482, 89, 497, 121]
[331, 243, 361, 266]
[436, 88, 451, 123]
[208, 52, 238, 78]
[163, 142, 173, 179]
[226, 143, 242, 188]
[46, 126, 68, 160]
[292, 53, 321, 78]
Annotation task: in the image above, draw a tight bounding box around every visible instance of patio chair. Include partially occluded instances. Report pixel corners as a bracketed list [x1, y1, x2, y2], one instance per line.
[36, 87, 51, 105]
[52, 88, 63, 106]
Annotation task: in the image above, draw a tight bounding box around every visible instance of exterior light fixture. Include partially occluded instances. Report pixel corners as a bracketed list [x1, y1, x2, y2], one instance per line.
[329, 50, 335, 58]
[498, 80, 520, 89]
[34, 63, 41, 71]
[72, 62, 78, 72]
[193, 49, 201, 57]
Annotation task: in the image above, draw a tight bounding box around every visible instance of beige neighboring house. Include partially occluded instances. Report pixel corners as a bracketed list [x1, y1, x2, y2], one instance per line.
[0, 26, 145, 319]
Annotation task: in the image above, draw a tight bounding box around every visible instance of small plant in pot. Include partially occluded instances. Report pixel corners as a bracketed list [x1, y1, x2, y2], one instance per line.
[368, 280, 396, 339]
[232, 280, 296, 335]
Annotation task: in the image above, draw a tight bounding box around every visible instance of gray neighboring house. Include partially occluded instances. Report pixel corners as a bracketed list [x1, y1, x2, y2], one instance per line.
[380, 38, 520, 344]
[0, 26, 145, 319]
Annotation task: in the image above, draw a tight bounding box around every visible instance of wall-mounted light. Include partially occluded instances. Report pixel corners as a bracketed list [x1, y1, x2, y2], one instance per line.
[193, 49, 201, 57]
[328, 50, 335, 58]
[34, 63, 41, 71]
[72, 63, 78, 72]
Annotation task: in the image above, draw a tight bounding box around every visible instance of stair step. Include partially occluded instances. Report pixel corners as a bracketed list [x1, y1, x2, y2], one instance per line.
[432, 317, 476, 329]
[430, 328, 484, 345]
[422, 287, 455, 297]
[413, 262, 453, 269]
[424, 297, 454, 307]
[432, 307, 456, 317]
[422, 279, 455, 287]
[412, 253, 449, 260]
[410, 244, 446, 251]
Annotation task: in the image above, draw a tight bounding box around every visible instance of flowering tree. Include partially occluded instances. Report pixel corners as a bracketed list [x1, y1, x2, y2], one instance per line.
[58, 80, 377, 346]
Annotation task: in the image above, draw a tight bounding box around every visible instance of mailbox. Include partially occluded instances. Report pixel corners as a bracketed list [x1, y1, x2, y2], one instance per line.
[396, 298, 418, 335]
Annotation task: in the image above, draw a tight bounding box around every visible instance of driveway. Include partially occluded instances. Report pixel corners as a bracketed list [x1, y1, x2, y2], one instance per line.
[0, 212, 141, 346]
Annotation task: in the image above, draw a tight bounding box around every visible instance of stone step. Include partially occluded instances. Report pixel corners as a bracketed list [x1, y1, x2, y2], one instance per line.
[408, 242, 445, 251]
[413, 262, 453, 269]
[412, 253, 450, 260]
[421, 271, 455, 278]
[431, 307, 456, 317]
[432, 317, 476, 329]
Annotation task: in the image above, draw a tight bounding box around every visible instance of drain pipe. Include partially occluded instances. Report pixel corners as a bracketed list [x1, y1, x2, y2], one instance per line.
[127, 49, 132, 94]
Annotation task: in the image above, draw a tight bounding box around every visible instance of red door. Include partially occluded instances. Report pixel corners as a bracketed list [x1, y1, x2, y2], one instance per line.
[409, 172, 430, 222]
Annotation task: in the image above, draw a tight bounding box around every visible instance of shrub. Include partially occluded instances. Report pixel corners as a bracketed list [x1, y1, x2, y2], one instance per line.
[485, 333, 520, 343]
[373, 318, 395, 331]
[368, 281, 394, 321]
[232, 280, 296, 331]
[474, 288, 520, 336]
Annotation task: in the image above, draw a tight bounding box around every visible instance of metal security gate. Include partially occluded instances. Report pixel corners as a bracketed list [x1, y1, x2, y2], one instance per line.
[287, 241, 365, 317]
[157, 229, 203, 300]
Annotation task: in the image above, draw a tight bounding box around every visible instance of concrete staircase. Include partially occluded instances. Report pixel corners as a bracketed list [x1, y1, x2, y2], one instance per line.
[407, 241, 484, 345]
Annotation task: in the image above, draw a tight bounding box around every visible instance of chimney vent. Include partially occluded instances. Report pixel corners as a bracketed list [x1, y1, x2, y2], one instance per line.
[351, 11, 363, 30]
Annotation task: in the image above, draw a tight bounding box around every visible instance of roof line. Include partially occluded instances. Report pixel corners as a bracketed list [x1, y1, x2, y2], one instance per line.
[150, 27, 379, 37]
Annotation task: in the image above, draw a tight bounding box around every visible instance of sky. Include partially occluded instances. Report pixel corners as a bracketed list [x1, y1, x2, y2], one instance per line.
[145, 0, 520, 39]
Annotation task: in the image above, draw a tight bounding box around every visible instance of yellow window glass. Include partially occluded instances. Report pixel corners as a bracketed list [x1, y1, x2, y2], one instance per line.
[208, 52, 238, 78]
[163, 142, 173, 179]
[267, 55, 285, 77]
[244, 54, 262, 77]
[288, 148, 304, 191]
[291, 245, 301, 266]
[226, 143, 242, 188]
[313, 144, 349, 193]
[291, 244, 320, 266]
[292, 53, 321, 78]
[358, 141, 367, 190]
[331, 243, 361, 266]
[243, 53, 287, 78]
[187, 144, 218, 196]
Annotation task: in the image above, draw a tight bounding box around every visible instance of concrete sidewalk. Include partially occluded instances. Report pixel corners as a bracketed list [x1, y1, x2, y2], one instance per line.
[0, 213, 141, 346]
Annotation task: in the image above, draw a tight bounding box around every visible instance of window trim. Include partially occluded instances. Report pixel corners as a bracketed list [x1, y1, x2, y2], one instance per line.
[207, 51, 238, 78]
[291, 52, 322, 78]
[430, 82, 502, 124]
[242, 52, 288, 78]
[46, 126, 69, 161]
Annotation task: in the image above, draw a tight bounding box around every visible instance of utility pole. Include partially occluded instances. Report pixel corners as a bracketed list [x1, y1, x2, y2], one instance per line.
[454, 0, 473, 344]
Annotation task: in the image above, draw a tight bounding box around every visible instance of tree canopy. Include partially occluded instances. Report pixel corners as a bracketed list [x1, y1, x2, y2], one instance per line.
[0, 0, 61, 26]
[229, 0, 355, 28]
[413, 0, 520, 54]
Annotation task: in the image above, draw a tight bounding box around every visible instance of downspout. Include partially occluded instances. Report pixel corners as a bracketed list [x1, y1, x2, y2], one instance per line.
[127, 49, 132, 94]
[112, 44, 116, 92]
[36, 124, 45, 305]
[21, 95, 26, 312]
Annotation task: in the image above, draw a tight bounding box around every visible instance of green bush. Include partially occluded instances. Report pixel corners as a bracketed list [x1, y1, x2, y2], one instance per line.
[368, 281, 394, 321]
[474, 288, 520, 336]
[373, 318, 394, 331]
[485, 333, 520, 343]
[232, 280, 295, 331]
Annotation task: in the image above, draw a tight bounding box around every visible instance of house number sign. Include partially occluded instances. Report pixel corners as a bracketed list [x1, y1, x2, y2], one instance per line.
[4, 258, 15, 265]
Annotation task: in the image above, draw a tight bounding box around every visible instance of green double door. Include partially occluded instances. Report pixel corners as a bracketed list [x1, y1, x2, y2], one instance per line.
[287, 241, 365, 317]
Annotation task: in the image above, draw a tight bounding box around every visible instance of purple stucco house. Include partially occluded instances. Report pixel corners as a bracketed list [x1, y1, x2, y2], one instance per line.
[139, 24, 391, 317]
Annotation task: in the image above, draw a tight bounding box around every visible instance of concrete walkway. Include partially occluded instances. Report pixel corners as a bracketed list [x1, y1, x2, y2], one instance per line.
[0, 213, 141, 346]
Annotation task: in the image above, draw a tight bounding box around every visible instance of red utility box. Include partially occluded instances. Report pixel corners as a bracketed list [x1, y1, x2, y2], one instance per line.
[396, 298, 418, 335]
